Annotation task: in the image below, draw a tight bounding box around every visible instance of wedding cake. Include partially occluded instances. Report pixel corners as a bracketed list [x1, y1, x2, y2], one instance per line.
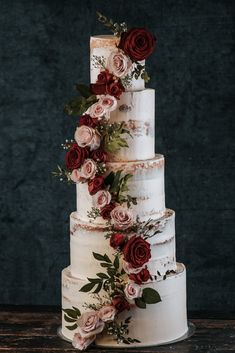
[56, 13, 188, 350]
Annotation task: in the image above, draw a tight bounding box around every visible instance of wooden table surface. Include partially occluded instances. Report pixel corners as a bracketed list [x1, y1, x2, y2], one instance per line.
[0, 306, 234, 352]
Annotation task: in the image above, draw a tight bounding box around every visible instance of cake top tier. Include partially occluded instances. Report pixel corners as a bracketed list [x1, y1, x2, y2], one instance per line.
[90, 35, 145, 92]
[90, 26, 156, 92]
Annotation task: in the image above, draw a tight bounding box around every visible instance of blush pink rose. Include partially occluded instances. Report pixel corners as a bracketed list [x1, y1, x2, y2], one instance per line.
[93, 190, 111, 209]
[76, 311, 105, 339]
[110, 206, 134, 230]
[78, 159, 97, 180]
[106, 50, 132, 78]
[98, 305, 116, 322]
[72, 332, 95, 350]
[89, 102, 106, 119]
[124, 281, 143, 300]
[98, 95, 117, 112]
[74, 126, 101, 151]
[70, 169, 85, 183]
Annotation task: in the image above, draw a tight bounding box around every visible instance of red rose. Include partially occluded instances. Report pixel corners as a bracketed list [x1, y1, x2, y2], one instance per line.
[79, 114, 98, 128]
[110, 233, 126, 249]
[123, 235, 151, 268]
[88, 176, 104, 195]
[90, 70, 125, 99]
[97, 70, 113, 84]
[112, 295, 130, 313]
[118, 28, 156, 61]
[90, 83, 106, 96]
[65, 143, 89, 171]
[90, 149, 107, 163]
[129, 268, 150, 285]
[106, 81, 125, 99]
[100, 202, 116, 220]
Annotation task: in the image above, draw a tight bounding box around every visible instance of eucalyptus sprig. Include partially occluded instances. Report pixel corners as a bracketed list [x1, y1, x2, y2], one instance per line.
[96, 12, 127, 37]
[52, 165, 72, 184]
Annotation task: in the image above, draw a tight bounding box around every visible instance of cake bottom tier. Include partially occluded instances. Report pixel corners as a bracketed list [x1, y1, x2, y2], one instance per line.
[61, 263, 188, 347]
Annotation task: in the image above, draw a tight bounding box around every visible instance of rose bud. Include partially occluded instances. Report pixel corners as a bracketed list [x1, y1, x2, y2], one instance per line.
[110, 233, 126, 249]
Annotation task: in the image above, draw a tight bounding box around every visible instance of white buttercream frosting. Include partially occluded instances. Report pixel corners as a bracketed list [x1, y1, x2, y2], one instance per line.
[76, 155, 165, 224]
[70, 209, 176, 279]
[61, 263, 188, 346]
[109, 89, 155, 161]
[90, 35, 145, 91]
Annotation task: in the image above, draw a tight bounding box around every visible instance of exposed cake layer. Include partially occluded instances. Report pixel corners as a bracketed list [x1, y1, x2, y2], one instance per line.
[70, 209, 176, 279]
[61, 263, 188, 346]
[76, 155, 165, 224]
[90, 35, 145, 91]
[109, 89, 155, 161]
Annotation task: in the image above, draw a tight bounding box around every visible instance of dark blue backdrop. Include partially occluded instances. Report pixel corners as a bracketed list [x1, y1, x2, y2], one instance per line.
[0, 0, 234, 310]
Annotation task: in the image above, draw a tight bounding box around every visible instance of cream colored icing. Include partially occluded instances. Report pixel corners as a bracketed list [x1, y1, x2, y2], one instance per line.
[61, 263, 188, 346]
[70, 209, 176, 279]
[109, 89, 155, 161]
[76, 155, 165, 224]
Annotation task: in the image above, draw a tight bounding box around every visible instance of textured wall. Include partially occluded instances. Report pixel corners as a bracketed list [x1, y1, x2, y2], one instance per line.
[0, 0, 234, 310]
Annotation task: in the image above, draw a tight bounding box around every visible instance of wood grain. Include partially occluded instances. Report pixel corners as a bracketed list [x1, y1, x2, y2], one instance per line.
[0, 307, 234, 352]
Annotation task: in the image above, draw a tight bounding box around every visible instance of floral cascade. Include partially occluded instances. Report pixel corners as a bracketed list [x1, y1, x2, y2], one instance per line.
[54, 12, 163, 351]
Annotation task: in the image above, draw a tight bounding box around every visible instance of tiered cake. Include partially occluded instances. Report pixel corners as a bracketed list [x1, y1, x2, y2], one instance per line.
[59, 15, 188, 350]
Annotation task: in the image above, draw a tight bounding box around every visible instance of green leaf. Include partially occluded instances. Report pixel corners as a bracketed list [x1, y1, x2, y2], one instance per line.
[64, 314, 77, 323]
[75, 84, 91, 98]
[142, 288, 161, 304]
[66, 323, 78, 330]
[87, 278, 101, 283]
[135, 298, 147, 309]
[104, 172, 115, 187]
[86, 95, 98, 103]
[93, 282, 103, 294]
[64, 96, 84, 116]
[93, 252, 106, 262]
[64, 95, 97, 116]
[62, 309, 78, 319]
[103, 254, 112, 263]
[113, 256, 119, 270]
[107, 267, 116, 277]
[100, 262, 112, 268]
[97, 273, 109, 279]
[72, 307, 81, 316]
[109, 170, 122, 193]
[79, 282, 96, 292]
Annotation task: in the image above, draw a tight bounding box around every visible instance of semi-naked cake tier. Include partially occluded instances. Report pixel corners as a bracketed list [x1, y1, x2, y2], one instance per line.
[90, 35, 145, 91]
[70, 209, 176, 279]
[109, 89, 155, 161]
[62, 263, 187, 346]
[76, 155, 165, 224]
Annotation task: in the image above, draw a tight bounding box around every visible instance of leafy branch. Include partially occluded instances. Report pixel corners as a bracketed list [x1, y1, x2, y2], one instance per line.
[64, 84, 98, 116]
[100, 122, 132, 154]
[104, 170, 137, 206]
[80, 252, 122, 295]
[96, 12, 127, 37]
[62, 307, 81, 330]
